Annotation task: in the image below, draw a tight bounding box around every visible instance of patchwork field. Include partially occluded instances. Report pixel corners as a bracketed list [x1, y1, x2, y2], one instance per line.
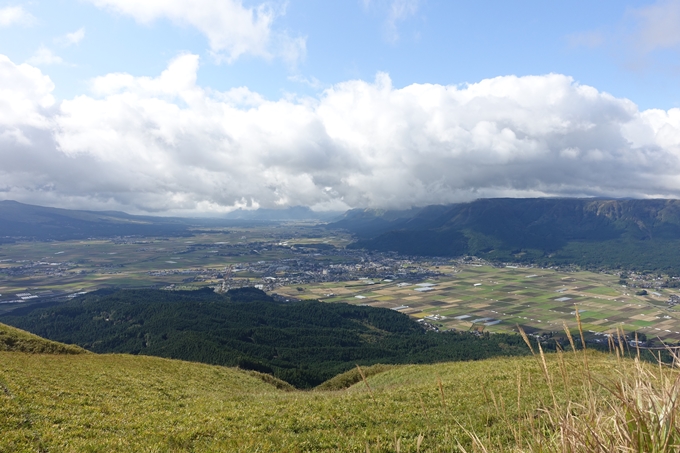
[5, 225, 680, 343]
[277, 265, 680, 342]
[0, 226, 352, 312]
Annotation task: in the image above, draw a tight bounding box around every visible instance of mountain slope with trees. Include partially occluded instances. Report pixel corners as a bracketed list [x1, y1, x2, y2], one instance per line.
[0, 287, 531, 388]
[334, 198, 680, 272]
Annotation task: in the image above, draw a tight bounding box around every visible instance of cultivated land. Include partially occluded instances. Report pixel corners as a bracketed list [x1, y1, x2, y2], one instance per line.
[0, 226, 353, 313]
[276, 265, 680, 343]
[3, 226, 680, 341]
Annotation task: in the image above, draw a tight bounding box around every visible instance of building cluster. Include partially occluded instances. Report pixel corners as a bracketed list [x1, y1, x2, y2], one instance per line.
[212, 248, 454, 292]
[0, 260, 75, 279]
[668, 294, 680, 307]
[622, 272, 680, 291]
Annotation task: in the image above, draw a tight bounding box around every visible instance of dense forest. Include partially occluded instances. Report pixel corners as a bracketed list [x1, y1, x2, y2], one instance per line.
[0, 287, 531, 388]
[333, 198, 680, 273]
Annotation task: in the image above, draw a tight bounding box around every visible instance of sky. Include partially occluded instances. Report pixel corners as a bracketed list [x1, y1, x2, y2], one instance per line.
[1, 0, 680, 215]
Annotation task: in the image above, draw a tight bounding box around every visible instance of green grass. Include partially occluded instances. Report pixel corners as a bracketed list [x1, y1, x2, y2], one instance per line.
[0, 323, 87, 355]
[314, 364, 397, 391]
[584, 286, 620, 296]
[0, 343, 642, 452]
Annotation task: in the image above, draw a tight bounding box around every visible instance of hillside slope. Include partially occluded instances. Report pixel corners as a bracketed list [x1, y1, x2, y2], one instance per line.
[0, 348, 649, 452]
[336, 198, 680, 271]
[0, 287, 532, 388]
[0, 322, 87, 354]
[0, 200, 267, 241]
[0, 200, 193, 241]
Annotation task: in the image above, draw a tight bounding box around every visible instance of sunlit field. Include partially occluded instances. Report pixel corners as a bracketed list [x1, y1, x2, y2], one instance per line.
[278, 265, 680, 342]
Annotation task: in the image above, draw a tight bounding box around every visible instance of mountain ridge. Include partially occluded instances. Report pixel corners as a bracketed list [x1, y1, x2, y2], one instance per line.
[331, 198, 680, 271]
[0, 200, 290, 241]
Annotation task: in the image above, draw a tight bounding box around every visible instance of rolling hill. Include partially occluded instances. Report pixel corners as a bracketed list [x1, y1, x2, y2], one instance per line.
[0, 322, 87, 354]
[0, 327, 668, 452]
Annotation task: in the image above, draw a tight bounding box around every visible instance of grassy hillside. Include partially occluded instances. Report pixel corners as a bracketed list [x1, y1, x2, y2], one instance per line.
[3, 340, 671, 452]
[0, 322, 87, 355]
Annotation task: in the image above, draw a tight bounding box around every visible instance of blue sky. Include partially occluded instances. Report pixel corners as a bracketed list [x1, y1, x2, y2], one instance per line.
[3, 0, 679, 108]
[1, 0, 680, 214]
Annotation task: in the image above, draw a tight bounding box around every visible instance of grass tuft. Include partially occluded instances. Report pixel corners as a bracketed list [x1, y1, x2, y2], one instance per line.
[462, 316, 680, 452]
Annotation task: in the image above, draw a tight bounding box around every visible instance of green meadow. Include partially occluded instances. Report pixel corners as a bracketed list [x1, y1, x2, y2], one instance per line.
[0, 328, 632, 452]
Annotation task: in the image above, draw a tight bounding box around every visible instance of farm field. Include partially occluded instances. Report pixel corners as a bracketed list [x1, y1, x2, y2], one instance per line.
[0, 226, 353, 312]
[277, 265, 680, 342]
[5, 224, 680, 342]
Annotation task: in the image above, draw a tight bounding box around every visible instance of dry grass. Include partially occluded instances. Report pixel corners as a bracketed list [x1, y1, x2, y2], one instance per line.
[460, 321, 680, 453]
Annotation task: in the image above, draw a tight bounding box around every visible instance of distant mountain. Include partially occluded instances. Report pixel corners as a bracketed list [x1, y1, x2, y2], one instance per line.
[223, 206, 342, 222]
[330, 198, 680, 272]
[0, 200, 278, 241]
[329, 205, 452, 238]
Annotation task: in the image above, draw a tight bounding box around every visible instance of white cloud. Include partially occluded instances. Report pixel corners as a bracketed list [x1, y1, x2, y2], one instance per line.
[0, 6, 35, 27]
[84, 0, 305, 64]
[56, 27, 85, 46]
[4, 53, 680, 214]
[26, 46, 65, 66]
[568, 0, 680, 67]
[288, 74, 324, 90]
[0, 54, 54, 129]
[385, 0, 420, 41]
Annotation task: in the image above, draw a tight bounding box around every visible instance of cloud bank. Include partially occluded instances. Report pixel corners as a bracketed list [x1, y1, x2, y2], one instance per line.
[2, 53, 680, 214]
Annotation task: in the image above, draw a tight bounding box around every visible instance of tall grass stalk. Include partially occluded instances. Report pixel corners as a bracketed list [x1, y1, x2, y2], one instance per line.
[460, 317, 680, 453]
[356, 364, 375, 401]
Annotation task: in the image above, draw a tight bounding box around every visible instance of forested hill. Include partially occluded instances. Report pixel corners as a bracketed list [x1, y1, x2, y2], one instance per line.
[334, 198, 680, 272]
[0, 287, 531, 388]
